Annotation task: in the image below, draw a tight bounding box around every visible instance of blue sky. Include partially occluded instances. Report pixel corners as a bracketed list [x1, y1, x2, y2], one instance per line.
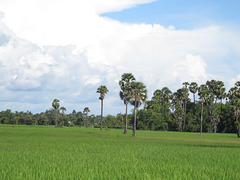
[0, 0, 240, 115]
[103, 0, 240, 29]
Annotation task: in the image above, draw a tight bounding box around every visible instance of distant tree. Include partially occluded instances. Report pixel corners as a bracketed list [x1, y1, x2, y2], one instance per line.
[198, 84, 209, 135]
[161, 87, 172, 125]
[59, 106, 67, 127]
[189, 82, 198, 103]
[171, 91, 184, 131]
[105, 115, 117, 129]
[97, 85, 109, 130]
[131, 82, 147, 137]
[39, 112, 49, 125]
[182, 82, 190, 131]
[119, 73, 136, 134]
[52, 99, 60, 127]
[152, 87, 172, 127]
[152, 89, 162, 106]
[228, 81, 240, 137]
[83, 107, 90, 127]
[206, 80, 225, 133]
[60, 107, 66, 115]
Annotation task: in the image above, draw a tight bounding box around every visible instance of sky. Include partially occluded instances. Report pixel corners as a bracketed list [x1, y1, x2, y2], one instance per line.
[0, 0, 240, 115]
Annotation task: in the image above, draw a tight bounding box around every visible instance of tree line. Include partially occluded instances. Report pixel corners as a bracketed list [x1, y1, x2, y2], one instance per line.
[1, 73, 240, 137]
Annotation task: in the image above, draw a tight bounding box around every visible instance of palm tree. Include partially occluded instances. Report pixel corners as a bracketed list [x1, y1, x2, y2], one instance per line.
[173, 88, 186, 131]
[97, 85, 109, 130]
[152, 89, 162, 105]
[60, 107, 66, 115]
[119, 73, 136, 134]
[182, 82, 189, 131]
[198, 84, 209, 135]
[228, 81, 240, 137]
[171, 91, 184, 132]
[152, 88, 171, 126]
[206, 80, 225, 133]
[189, 82, 198, 103]
[131, 82, 147, 137]
[83, 107, 90, 127]
[52, 99, 60, 127]
[59, 106, 66, 127]
[161, 87, 172, 125]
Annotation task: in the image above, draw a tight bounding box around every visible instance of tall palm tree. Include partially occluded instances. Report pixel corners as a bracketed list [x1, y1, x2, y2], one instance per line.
[97, 85, 109, 130]
[228, 81, 240, 137]
[131, 82, 147, 137]
[198, 84, 209, 135]
[59, 106, 66, 127]
[152, 89, 162, 105]
[171, 92, 183, 131]
[119, 73, 136, 134]
[173, 88, 186, 132]
[52, 99, 60, 127]
[83, 107, 90, 127]
[182, 82, 189, 132]
[161, 87, 172, 125]
[206, 80, 225, 133]
[189, 82, 198, 103]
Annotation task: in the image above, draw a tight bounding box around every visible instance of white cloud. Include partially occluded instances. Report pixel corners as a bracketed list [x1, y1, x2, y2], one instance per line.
[0, 1, 239, 114]
[90, 0, 157, 14]
[84, 75, 102, 85]
[173, 54, 207, 82]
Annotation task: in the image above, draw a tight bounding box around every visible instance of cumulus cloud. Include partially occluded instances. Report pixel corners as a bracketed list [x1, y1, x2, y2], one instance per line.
[0, 1, 239, 114]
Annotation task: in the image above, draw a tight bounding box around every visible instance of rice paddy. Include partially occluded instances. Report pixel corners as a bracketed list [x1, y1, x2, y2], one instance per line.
[0, 125, 240, 179]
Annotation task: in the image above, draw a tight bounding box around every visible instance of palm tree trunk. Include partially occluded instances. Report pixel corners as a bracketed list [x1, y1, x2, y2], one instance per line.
[220, 99, 223, 123]
[200, 102, 203, 135]
[183, 99, 186, 132]
[133, 88, 137, 137]
[214, 123, 217, 133]
[124, 102, 128, 134]
[193, 93, 195, 104]
[101, 99, 103, 130]
[86, 113, 88, 128]
[213, 98, 217, 133]
[162, 101, 164, 125]
[55, 110, 58, 127]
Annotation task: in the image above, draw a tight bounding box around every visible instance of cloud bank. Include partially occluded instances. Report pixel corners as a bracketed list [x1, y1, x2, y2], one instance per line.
[0, 0, 239, 114]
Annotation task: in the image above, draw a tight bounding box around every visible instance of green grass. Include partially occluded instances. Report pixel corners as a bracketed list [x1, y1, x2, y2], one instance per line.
[0, 125, 240, 179]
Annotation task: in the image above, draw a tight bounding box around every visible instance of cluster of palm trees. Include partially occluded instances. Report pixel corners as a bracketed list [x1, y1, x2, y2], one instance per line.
[96, 73, 147, 137]
[51, 73, 240, 138]
[119, 73, 147, 137]
[146, 79, 240, 137]
[52, 99, 90, 128]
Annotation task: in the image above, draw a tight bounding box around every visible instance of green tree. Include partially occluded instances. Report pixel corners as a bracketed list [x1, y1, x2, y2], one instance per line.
[189, 82, 198, 103]
[97, 85, 109, 130]
[59, 106, 67, 127]
[131, 82, 147, 137]
[198, 84, 209, 135]
[171, 91, 184, 131]
[83, 107, 90, 127]
[228, 81, 240, 137]
[206, 80, 225, 133]
[152, 87, 172, 127]
[182, 82, 189, 131]
[52, 99, 60, 127]
[161, 87, 172, 125]
[119, 73, 136, 134]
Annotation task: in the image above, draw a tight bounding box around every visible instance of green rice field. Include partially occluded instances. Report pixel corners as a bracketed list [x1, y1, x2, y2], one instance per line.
[0, 125, 240, 179]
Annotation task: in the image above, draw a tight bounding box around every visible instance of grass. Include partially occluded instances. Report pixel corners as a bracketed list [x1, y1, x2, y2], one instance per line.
[0, 125, 240, 179]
